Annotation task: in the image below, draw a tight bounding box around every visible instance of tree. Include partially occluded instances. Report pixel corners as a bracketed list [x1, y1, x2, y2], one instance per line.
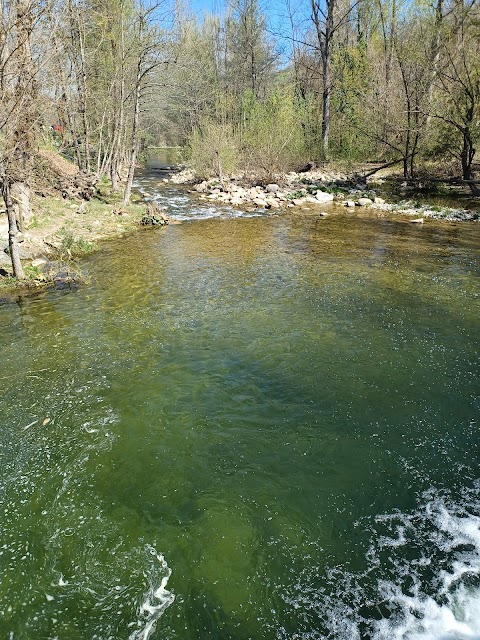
[310, 0, 363, 158]
[0, 0, 46, 279]
[123, 0, 172, 205]
[430, 2, 480, 191]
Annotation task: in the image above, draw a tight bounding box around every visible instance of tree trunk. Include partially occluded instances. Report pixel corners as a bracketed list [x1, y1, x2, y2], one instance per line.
[123, 64, 141, 205]
[68, 0, 91, 172]
[321, 53, 331, 159]
[311, 0, 335, 160]
[426, 0, 443, 127]
[11, 182, 31, 232]
[461, 124, 478, 194]
[2, 180, 25, 279]
[111, 58, 126, 193]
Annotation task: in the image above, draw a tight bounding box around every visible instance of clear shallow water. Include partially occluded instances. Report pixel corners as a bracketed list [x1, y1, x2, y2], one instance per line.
[0, 181, 479, 639]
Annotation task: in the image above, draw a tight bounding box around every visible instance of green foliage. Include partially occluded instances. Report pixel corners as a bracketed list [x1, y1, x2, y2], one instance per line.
[286, 189, 307, 199]
[57, 229, 96, 258]
[186, 88, 313, 179]
[240, 89, 308, 178]
[330, 45, 376, 160]
[187, 118, 241, 180]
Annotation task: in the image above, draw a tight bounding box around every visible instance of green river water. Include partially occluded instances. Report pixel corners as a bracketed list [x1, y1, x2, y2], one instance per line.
[1, 179, 479, 639]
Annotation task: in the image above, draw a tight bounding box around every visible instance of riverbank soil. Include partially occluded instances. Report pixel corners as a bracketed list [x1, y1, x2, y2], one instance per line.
[0, 151, 151, 295]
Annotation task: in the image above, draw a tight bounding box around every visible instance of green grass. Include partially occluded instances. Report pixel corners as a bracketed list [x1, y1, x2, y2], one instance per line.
[54, 228, 96, 258]
[0, 264, 52, 295]
[286, 189, 308, 200]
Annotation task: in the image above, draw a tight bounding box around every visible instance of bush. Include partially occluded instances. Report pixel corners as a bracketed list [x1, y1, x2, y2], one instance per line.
[241, 90, 308, 179]
[55, 229, 96, 258]
[187, 119, 240, 181]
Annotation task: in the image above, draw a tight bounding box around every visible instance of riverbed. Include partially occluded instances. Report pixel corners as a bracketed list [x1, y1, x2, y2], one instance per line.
[1, 176, 479, 639]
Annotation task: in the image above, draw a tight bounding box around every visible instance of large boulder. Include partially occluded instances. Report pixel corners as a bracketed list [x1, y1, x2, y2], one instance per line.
[358, 197, 373, 206]
[315, 191, 334, 203]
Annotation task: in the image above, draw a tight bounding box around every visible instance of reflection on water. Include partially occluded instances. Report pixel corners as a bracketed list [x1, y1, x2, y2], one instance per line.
[0, 182, 479, 639]
[146, 150, 182, 170]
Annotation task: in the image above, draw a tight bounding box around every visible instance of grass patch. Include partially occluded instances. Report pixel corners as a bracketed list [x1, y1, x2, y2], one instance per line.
[286, 189, 307, 200]
[52, 227, 96, 259]
[0, 264, 53, 296]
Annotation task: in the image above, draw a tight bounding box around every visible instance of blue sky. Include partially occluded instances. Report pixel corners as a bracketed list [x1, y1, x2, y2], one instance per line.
[189, 0, 311, 36]
[188, 0, 312, 58]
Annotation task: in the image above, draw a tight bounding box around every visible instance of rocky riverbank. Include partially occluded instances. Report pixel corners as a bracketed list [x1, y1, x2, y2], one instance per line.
[167, 167, 480, 222]
[0, 185, 168, 298]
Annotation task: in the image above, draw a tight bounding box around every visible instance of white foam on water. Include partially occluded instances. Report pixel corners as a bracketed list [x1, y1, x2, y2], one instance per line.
[128, 550, 175, 640]
[281, 484, 480, 640]
[169, 207, 267, 221]
[149, 191, 272, 221]
[373, 502, 480, 640]
[366, 497, 480, 640]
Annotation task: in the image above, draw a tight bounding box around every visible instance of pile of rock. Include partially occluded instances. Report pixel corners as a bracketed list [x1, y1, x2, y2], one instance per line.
[140, 202, 169, 226]
[192, 180, 335, 210]
[284, 169, 349, 184]
[166, 166, 478, 222]
[60, 172, 98, 201]
[169, 168, 196, 184]
[340, 196, 386, 208]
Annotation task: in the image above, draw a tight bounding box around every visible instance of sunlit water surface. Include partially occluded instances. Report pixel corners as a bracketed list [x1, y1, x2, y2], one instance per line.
[1, 178, 479, 639]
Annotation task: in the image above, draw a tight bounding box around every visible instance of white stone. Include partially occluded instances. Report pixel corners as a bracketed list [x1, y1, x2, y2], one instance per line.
[266, 199, 280, 209]
[266, 184, 280, 193]
[358, 197, 373, 206]
[315, 191, 334, 203]
[32, 258, 48, 267]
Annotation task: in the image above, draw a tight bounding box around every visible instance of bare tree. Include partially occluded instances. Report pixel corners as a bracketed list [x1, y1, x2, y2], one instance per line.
[310, 0, 363, 158]
[124, 1, 171, 205]
[0, 0, 46, 278]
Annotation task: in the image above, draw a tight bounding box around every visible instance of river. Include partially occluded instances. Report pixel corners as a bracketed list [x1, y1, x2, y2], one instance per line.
[0, 172, 479, 639]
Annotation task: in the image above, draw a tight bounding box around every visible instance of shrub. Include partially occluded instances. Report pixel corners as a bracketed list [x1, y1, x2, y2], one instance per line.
[187, 119, 240, 181]
[241, 90, 308, 179]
